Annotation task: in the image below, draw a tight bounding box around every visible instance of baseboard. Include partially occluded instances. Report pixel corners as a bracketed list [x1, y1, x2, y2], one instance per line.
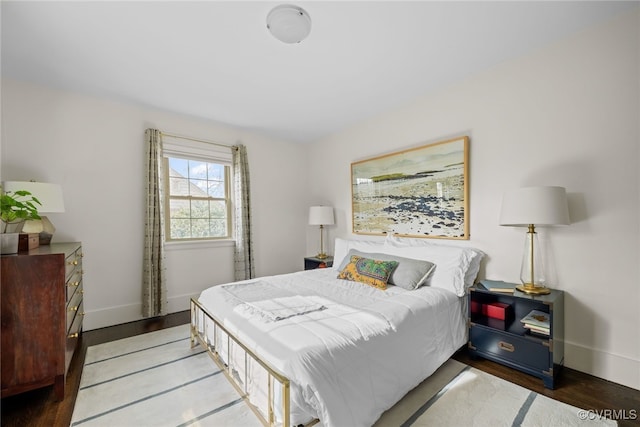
[83, 293, 198, 331]
[565, 340, 640, 391]
[167, 292, 199, 314]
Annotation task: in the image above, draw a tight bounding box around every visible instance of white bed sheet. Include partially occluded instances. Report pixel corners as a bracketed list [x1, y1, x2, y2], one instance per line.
[197, 268, 467, 427]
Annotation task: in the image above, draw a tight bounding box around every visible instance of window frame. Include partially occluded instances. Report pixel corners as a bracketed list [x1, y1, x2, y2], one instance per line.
[163, 154, 233, 242]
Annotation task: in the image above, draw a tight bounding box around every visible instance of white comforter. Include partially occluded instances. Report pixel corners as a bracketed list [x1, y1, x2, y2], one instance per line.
[197, 268, 467, 427]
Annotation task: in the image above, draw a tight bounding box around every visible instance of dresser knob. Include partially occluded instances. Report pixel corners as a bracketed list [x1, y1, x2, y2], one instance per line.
[68, 332, 79, 339]
[68, 306, 79, 312]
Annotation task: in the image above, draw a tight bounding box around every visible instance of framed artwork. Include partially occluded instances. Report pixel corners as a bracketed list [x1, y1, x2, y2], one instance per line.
[351, 136, 469, 239]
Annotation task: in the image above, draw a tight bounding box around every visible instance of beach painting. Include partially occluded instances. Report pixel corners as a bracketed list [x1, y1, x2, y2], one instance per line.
[351, 136, 469, 239]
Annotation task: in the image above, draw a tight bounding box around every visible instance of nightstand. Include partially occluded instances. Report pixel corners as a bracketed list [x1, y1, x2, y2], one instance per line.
[468, 285, 564, 389]
[304, 256, 333, 270]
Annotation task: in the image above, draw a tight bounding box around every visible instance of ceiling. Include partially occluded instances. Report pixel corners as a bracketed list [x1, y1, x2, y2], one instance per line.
[2, 1, 636, 144]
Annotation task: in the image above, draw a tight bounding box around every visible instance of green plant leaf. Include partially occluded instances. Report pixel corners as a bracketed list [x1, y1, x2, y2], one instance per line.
[0, 190, 42, 228]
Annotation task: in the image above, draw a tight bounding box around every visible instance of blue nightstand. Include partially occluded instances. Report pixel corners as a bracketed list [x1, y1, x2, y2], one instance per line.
[468, 285, 564, 389]
[304, 256, 333, 270]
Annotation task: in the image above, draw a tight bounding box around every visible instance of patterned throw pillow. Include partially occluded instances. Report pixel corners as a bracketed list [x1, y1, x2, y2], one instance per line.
[337, 255, 399, 290]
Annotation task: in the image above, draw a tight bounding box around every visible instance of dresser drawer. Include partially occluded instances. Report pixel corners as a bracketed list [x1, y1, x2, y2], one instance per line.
[66, 288, 83, 332]
[470, 326, 550, 372]
[66, 272, 82, 302]
[65, 302, 83, 371]
[65, 255, 79, 281]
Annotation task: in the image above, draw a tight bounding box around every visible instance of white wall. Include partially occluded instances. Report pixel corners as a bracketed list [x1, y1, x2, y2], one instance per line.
[307, 10, 640, 390]
[1, 79, 310, 330]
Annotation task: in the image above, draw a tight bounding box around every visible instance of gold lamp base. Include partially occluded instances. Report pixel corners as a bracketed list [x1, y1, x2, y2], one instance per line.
[316, 252, 328, 259]
[516, 283, 551, 295]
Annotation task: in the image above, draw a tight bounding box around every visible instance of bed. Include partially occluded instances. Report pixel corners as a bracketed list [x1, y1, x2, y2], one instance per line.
[190, 237, 483, 427]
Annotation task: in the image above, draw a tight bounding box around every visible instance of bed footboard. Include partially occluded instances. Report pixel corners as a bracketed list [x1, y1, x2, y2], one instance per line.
[190, 297, 292, 427]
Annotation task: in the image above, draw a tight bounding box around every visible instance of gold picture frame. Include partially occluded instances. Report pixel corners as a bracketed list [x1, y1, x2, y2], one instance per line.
[351, 136, 469, 239]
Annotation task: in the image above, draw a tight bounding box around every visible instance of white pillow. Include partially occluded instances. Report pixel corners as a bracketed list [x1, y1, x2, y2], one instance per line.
[332, 237, 386, 270]
[384, 235, 484, 296]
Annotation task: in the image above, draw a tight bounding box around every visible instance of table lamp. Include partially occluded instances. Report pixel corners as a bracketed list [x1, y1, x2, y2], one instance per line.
[309, 206, 334, 259]
[499, 186, 569, 295]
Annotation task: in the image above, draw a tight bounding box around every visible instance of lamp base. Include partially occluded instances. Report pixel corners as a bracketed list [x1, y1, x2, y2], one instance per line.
[516, 283, 551, 295]
[316, 252, 328, 259]
[24, 216, 55, 245]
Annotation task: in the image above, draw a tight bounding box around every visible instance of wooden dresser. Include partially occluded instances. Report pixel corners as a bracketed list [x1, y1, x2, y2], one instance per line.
[1, 242, 84, 400]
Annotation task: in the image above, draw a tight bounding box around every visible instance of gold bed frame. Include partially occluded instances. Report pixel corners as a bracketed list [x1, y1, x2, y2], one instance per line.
[190, 298, 320, 427]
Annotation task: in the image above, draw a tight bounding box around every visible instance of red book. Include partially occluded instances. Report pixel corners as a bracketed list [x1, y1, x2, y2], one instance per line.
[484, 302, 512, 320]
[471, 300, 482, 314]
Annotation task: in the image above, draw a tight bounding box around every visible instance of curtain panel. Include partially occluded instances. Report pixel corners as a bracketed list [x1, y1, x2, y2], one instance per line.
[142, 129, 168, 317]
[233, 144, 255, 281]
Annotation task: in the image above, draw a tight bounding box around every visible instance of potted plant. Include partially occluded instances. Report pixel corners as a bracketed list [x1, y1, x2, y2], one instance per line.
[1, 190, 41, 254]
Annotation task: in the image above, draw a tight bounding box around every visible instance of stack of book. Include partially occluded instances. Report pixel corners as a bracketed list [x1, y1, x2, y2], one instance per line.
[521, 309, 550, 336]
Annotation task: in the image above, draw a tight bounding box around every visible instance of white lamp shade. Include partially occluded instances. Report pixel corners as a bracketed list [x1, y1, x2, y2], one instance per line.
[499, 186, 569, 226]
[267, 4, 312, 44]
[2, 181, 65, 213]
[309, 206, 334, 225]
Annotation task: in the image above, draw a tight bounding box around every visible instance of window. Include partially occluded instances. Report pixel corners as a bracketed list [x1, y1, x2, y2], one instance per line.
[163, 136, 231, 241]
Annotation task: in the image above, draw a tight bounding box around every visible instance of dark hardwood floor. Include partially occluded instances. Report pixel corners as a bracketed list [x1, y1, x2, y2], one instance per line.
[2, 310, 639, 426]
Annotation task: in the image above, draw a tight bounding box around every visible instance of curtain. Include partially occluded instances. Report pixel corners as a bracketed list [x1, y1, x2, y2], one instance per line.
[233, 144, 255, 281]
[142, 129, 167, 317]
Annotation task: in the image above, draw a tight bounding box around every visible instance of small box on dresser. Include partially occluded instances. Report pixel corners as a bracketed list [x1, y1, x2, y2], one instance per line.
[1, 242, 84, 400]
[484, 302, 513, 321]
[18, 233, 39, 252]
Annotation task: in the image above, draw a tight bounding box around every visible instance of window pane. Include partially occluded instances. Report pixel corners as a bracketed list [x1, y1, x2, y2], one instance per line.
[169, 177, 190, 197]
[210, 219, 227, 237]
[208, 163, 225, 180]
[169, 158, 189, 178]
[191, 199, 209, 219]
[210, 201, 226, 218]
[169, 199, 190, 218]
[208, 180, 225, 198]
[189, 160, 208, 179]
[170, 219, 191, 239]
[189, 178, 209, 196]
[190, 219, 210, 238]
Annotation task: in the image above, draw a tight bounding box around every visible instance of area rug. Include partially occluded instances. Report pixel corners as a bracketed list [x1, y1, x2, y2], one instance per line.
[71, 325, 616, 427]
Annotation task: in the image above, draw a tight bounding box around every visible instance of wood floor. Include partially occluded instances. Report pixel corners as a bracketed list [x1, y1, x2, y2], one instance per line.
[2, 310, 639, 427]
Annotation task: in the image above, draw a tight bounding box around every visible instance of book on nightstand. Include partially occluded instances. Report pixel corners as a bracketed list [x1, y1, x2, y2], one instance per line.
[523, 324, 550, 336]
[521, 309, 550, 336]
[477, 280, 518, 293]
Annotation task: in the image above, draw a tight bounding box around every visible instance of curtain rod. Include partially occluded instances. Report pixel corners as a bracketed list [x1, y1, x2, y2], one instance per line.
[160, 131, 237, 150]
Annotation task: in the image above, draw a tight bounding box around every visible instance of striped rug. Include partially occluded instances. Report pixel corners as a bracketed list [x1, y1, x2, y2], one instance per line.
[71, 325, 260, 427]
[71, 325, 616, 427]
[376, 365, 617, 427]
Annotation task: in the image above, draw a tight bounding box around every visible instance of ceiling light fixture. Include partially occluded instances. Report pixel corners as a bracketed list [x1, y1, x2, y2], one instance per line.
[266, 4, 312, 44]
